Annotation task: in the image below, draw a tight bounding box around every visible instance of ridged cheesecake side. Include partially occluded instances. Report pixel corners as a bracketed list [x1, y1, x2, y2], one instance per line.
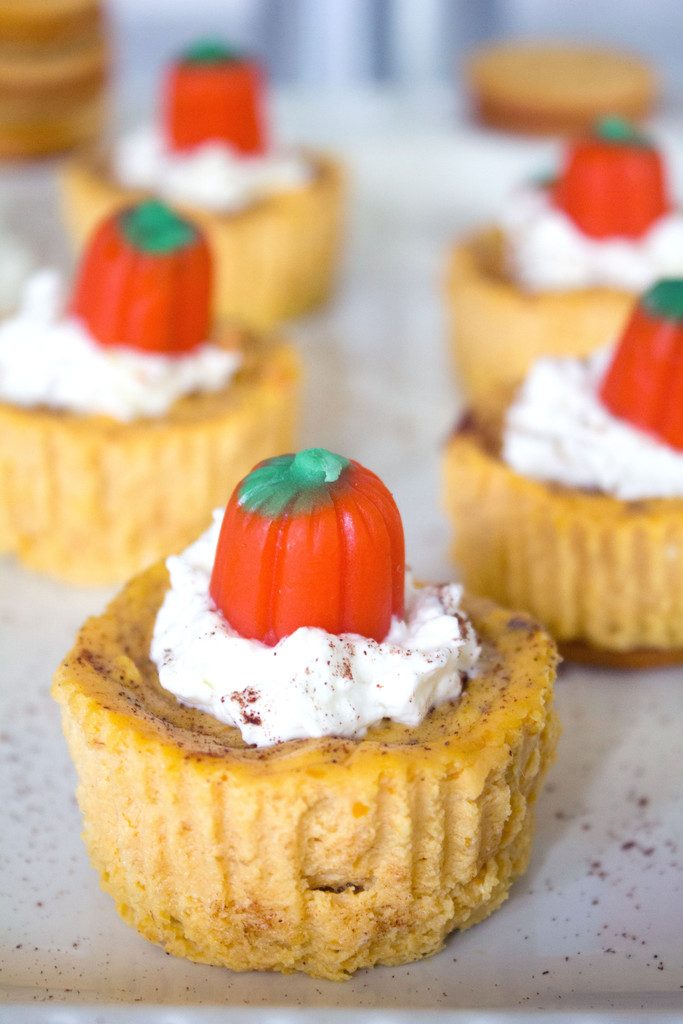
[444, 423, 683, 659]
[53, 566, 558, 980]
[0, 338, 300, 584]
[60, 152, 345, 330]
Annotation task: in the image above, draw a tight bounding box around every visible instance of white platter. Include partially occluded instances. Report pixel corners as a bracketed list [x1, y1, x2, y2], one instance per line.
[1, 92, 683, 1022]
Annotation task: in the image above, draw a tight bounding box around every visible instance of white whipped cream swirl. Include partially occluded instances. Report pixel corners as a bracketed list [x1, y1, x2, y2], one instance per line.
[151, 512, 480, 747]
[503, 346, 683, 500]
[501, 185, 683, 293]
[115, 126, 312, 213]
[0, 270, 241, 422]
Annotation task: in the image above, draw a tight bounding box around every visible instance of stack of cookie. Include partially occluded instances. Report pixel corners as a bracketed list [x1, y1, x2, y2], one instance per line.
[467, 42, 658, 136]
[0, 0, 108, 158]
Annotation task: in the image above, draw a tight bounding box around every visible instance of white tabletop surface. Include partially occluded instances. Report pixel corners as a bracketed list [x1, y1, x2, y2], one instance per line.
[1, 91, 683, 1023]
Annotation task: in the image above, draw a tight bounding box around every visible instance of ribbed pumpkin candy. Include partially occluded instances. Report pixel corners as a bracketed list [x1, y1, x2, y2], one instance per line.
[554, 116, 669, 239]
[70, 200, 212, 355]
[210, 449, 405, 645]
[600, 279, 683, 451]
[164, 39, 266, 155]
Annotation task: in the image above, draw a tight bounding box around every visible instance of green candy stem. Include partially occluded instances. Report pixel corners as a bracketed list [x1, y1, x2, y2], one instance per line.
[641, 279, 683, 323]
[291, 448, 348, 486]
[182, 38, 241, 65]
[594, 115, 649, 148]
[238, 448, 350, 518]
[120, 201, 197, 255]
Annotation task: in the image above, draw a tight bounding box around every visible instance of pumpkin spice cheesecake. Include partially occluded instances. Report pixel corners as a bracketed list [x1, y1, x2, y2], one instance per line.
[445, 279, 683, 666]
[53, 448, 559, 980]
[0, 200, 299, 584]
[447, 118, 683, 414]
[60, 38, 344, 330]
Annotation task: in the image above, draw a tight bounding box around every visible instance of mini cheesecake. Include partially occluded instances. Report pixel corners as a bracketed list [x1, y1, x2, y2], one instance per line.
[444, 281, 683, 666]
[0, 202, 300, 584]
[53, 450, 558, 980]
[60, 39, 344, 330]
[446, 119, 678, 416]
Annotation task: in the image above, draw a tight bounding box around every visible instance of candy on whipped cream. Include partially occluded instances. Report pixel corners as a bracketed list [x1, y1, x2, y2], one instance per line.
[500, 119, 683, 293]
[503, 344, 683, 500]
[151, 511, 480, 747]
[0, 269, 240, 421]
[152, 450, 480, 747]
[114, 39, 311, 213]
[501, 185, 683, 294]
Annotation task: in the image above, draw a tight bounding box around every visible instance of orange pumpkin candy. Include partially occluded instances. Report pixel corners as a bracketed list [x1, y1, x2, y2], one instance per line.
[164, 39, 266, 156]
[70, 200, 212, 355]
[210, 449, 406, 645]
[554, 117, 669, 239]
[600, 279, 683, 451]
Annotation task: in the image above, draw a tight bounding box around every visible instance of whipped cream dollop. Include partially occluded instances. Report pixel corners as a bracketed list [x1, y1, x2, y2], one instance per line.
[115, 126, 312, 213]
[151, 512, 481, 747]
[0, 270, 241, 421]
[501, 185, 683, 293]
[503, 346, 683, 500]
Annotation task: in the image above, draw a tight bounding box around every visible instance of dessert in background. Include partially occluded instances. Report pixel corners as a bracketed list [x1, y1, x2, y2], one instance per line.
[0, 0, 108, 158]
[0, 200, 299, 583]
[53, 448, 558, 979]
[444, 279, 683, 666]
[60, 39, 344, 329]
[446, 118, 683, 414]
[467, 42, 657, 136]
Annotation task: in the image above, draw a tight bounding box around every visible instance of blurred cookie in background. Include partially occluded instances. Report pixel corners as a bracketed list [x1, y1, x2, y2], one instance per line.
[466, 41, 658, 135]
[0, 0, 109, 158]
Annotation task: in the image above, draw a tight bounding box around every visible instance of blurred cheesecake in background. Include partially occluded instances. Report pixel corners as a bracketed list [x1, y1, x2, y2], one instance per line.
[0, 0, 108, 158]
[60, 38, 345, 330]
[445, 117, 683, 415]
[0, 200, 300, 584]
[444, 279, 683, 667]
[466, 42, 658, 135]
